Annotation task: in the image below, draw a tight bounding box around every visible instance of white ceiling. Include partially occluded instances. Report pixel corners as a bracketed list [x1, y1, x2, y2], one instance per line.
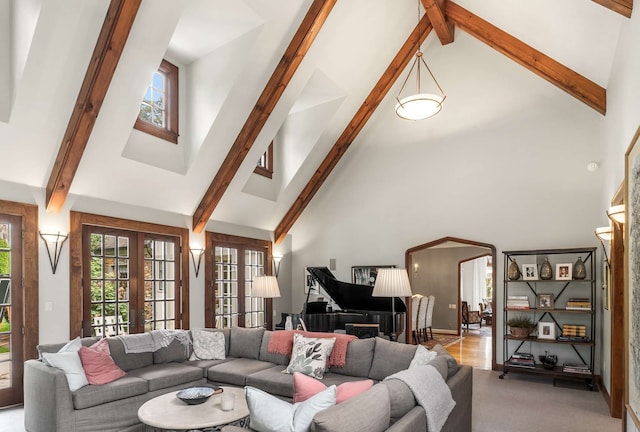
[0, 0, 626, 231]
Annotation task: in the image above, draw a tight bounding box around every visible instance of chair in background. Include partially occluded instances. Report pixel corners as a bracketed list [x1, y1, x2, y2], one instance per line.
[461, 300, 482, 330]
[417, 296, 430, 342]
[424, 295, 435, 340]
[411, 294, 424, 344]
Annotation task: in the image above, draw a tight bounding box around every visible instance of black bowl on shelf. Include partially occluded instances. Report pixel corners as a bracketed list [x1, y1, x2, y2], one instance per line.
[538, 354, 558, 370]
[176, 386, 216, 405]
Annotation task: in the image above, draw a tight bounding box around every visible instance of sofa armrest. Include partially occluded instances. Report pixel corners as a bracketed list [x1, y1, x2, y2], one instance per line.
[442, 365, 473, 432]
[24, 359, 76, 432]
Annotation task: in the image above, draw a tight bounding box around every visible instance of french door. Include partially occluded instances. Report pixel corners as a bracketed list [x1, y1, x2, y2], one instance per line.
[0, 214, 23, 406]
[82, 226, 182, 336]
[205, 233, 272, 329]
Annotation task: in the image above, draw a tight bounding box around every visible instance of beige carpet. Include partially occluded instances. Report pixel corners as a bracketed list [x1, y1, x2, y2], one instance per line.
[473, 369, 621, 432]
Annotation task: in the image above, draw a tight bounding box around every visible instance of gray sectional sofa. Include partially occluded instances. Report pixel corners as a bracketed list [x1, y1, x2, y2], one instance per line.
[24, 327, 472, 432]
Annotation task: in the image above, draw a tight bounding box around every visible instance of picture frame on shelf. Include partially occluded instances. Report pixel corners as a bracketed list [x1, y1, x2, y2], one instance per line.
[351, 265, 395, 286]
[537, 293, 554, 309]
[522, 264, 538, 280]
[556, 263, 572, 280]
[537, 321, 556, 340]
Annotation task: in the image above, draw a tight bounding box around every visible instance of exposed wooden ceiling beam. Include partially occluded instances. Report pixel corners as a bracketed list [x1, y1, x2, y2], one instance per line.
[591, 0, 632, 17]
[45, 0, 141, 213]
[422, 0, 454, 44]
[274, 16, 434, 244]
[446, 2, 606, 115]
[191, 0, 337, 233]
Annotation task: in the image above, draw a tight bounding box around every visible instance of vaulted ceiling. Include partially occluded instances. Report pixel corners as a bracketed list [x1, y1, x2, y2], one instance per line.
[0, 0, 630, 241]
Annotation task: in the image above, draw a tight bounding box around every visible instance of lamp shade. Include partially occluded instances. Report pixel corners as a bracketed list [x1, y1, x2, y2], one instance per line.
[595, 226, 612, 241]
[372, 268, 412, 298]
[607, 205, 625, 224]
[253, 275, 281, 298]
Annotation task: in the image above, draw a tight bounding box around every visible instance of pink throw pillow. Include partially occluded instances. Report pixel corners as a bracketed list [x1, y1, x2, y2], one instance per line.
[79, 339, 126, 385]
[293, 372, 374, 404]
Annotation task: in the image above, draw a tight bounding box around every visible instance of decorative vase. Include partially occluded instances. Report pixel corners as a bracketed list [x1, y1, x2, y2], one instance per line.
[507, 259, 521, 280]
[539, 257, 553, 280]
[285, 316, 293, 331]
[573, 257, 586, 279]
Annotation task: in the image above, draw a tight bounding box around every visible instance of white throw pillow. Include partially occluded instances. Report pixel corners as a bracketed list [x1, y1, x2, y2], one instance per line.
[42, 351, 89, 391]
[284, 334, 336, 379]
[189, 329, 226, 360]
[245, 385, 336, 432]
[409, 345, 438, 369]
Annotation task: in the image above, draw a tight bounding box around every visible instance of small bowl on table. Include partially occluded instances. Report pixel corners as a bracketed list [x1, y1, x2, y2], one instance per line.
[176, 386, 217, 405]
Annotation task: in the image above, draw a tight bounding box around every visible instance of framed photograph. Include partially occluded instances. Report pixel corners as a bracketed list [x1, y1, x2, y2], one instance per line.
[625, 125, 640, 428]
[304, 268, 319, 295]
[351, 265, 395, 286]
[522, 264, 538, 280]
[537, 321, 556, 340]
[555, 263, 572, 280]
[537, 293, 554, 310]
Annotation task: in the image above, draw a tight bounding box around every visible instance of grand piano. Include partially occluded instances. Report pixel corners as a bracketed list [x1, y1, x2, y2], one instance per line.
[302, 267, 406, 340]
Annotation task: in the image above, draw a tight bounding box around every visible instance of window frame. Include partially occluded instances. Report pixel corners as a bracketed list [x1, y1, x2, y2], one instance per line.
[254, 142, 274, 179]
[69, 212, 190, 339]
[134, 59, 179, 144]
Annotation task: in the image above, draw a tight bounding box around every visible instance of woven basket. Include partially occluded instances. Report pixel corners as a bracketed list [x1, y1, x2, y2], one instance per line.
[509, 327, 531, 339]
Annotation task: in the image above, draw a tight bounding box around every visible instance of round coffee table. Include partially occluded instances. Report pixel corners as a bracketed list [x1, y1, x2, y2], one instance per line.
[137, 386, 249, 431]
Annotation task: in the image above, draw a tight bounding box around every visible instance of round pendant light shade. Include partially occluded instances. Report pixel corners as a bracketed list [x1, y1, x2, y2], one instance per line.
[395, 93, 444, 120]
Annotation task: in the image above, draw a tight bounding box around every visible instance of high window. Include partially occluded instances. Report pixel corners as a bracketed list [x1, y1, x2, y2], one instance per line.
[205, 233, 273, 329]
[254, 142, 273, 179]
[134, 59, 179, 144]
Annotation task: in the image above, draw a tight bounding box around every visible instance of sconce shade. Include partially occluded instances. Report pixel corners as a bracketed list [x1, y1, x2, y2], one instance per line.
[272, 255, 283, 278]
[607, 205, 625, 224]
[253, 275, 281, 298]
[372, 268, 413, 298]
[39, 231, 69, 274]
[189, 248, 205, 278]
[595, 226, 612, 241]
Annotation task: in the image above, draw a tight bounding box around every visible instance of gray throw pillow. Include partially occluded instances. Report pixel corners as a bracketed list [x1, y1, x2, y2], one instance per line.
[229, 327, 265, 359]
[368, 337, 417, 381]
[430, 343, 458, 378]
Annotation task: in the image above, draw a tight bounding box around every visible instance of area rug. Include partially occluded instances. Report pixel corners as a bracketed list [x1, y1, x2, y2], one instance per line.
[421, 334, 462, 349]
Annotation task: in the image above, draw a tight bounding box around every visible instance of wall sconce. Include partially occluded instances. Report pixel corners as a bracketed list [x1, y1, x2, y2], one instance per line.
[607, 205, 625, 224]
[272, 255, 283, 278]
[594, 226, 612, 265]
[190, 248, 205, 277]
[414, 263, 419, 274]
[39, 231, 68, 274]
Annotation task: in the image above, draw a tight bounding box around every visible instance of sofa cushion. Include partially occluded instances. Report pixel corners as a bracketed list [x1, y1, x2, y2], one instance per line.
[189, 328, 225, 360]
[245, 364, 292, 398]
[284, 334, 335, 379]
[259, 331, 290, 366]
[382, 379, 417, 425]
[431, 344, 458, 378]
[183, 358, 231, 377]
[207, 358, 275, 386]
[294, 372, 373, 404]
[154, 330, 192, 364]
[368, 338, 417, 381]
[78, 339, 126, 385]
[72, 375, 149, 410]
[127, 362, 203, 391]
[328, 338, 375, 378]
[107, 338, 154, 372]
[229, 327, 265, 360]
[246, 385, 336, 432]
[311, 382, 390, 432]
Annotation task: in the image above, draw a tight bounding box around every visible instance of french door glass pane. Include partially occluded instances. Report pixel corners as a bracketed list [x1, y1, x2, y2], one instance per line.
[144, 238, 178, 331]
[0, 222, 11, 388]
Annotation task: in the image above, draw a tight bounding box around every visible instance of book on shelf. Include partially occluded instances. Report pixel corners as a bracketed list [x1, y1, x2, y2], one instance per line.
[508, 295, 529, 300]
[562, 363, 591, 374]
[557, 336, 590, 342]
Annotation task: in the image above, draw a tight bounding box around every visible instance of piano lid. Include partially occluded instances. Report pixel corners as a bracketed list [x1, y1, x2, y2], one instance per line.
[306, 267, 407, 313]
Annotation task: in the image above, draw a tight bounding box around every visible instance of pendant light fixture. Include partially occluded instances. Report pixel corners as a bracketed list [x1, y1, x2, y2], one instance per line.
[395, 0, 446, 120]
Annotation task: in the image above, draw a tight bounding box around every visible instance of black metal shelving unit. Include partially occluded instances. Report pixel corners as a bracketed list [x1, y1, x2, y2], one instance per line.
[499, 247, 597, 389]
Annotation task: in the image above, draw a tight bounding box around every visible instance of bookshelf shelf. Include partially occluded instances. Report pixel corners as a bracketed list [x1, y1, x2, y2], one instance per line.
[499, 247, 597, 389]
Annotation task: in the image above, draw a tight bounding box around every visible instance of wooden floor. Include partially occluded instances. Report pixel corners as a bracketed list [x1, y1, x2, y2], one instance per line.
[444, 326, 493, 370]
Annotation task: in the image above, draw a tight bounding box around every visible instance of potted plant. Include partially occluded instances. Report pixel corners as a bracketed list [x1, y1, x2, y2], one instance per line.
[507, 316, 535, 339]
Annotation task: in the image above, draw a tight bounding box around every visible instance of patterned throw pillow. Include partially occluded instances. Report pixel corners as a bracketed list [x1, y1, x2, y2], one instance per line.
[189, 329, 226, 360]
[284, 334, 336, 379]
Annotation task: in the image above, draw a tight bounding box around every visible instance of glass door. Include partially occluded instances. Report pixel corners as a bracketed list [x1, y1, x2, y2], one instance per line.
[0, 214, 23, 406]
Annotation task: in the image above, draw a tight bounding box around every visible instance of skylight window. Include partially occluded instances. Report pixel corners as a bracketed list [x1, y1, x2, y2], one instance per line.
[134, 59, 179, 144]
[254, 142, 273, 179]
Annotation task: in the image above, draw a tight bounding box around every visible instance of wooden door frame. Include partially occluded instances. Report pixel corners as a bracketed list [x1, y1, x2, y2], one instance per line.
[405, 236, 497, 370]
[609, 184, 624, 418]
[70, 212, 190, 339]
